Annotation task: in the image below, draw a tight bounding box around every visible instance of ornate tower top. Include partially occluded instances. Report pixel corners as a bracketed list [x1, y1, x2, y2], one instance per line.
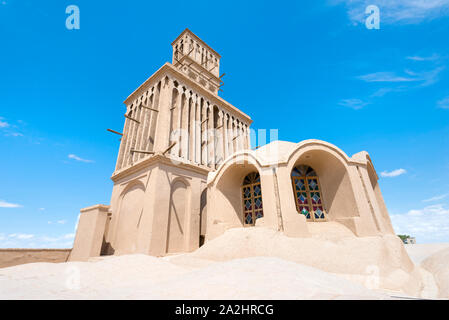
[171, 29, 222, 95]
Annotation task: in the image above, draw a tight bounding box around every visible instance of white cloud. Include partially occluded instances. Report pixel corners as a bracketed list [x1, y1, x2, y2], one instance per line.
[68, 154, 94, 163]
[437, 96, 449, 109]
[5, 132, 24, 137]
[338, 98, 369, 110]
[0, 119, 9, 128]
[331, 0, 449, 25]
[0, 117, 25, 137]
[380, 168, 407, 178]
[423, 193, 449, 202]
[0, 200, 22, 208]
[391, 204, 449, 243]
[358, 72, 418, 83]
[8, 233, 34, 240]
[406, 54, 440, 61]
[0, 233, 74, 249]
[370, 87, 397, 98]
[48, 220, 67, 225]
[358, 67, 443, 87]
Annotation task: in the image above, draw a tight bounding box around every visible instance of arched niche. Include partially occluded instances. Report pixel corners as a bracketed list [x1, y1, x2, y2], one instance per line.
[287, 148, 359, 221]
[215, 160, 262, 227]
[166, 178, 190, 253]
[115, 182, 146, 254]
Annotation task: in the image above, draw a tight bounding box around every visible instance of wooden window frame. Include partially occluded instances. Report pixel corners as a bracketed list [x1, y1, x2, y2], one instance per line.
[291, 167, 327, 222]
[241, 173, 263, 227]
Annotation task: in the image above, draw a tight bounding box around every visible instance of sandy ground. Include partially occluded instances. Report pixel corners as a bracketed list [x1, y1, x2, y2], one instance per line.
[405, 244, 449, 299]
[0, 255, 388, 300]
[405, 243, 449, 264]
[0, 227, 448, 300]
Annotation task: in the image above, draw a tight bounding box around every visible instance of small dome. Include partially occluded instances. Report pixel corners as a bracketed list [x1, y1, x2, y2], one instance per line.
[254, 140, 298, 163]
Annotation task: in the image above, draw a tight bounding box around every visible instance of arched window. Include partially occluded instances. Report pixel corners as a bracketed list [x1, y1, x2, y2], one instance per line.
[242, 172, 263, 226]
[291, 165, 326, 221]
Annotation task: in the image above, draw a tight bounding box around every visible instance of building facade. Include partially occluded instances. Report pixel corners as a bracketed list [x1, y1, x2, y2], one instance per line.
[70, 29, 395, 261]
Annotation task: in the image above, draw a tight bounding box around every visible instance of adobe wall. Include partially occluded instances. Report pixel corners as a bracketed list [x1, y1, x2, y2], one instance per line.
[0, 249, 71, 269]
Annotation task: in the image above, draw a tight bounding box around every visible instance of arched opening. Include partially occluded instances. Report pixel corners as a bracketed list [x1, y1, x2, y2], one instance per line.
[115, 183, 145, 254]
[291, 165, 326, 221]
[213, 160, 262, 229]
[166, 180, 189, 254]
[288, 147, 360, 224]
[242, 172, 263, 226]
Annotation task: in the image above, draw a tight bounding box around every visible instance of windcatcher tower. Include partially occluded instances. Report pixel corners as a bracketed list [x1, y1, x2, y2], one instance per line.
[70, 29, 252, 260]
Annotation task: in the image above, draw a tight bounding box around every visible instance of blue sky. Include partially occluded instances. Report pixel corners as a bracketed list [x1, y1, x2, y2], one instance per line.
[1, 0, 448, 247]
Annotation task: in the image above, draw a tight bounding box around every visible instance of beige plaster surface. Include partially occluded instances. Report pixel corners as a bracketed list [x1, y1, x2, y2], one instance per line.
[206, 139, 395, 242]
[70, 204, 110, 261]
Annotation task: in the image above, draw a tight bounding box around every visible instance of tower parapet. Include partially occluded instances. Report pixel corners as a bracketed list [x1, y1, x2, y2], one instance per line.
[171, 29, 222, 95]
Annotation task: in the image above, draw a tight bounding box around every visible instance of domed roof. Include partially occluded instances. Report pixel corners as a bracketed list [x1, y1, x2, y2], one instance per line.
[254, 140, 298, 163]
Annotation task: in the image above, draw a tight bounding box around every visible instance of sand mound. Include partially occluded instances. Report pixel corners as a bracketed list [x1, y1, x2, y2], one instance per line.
[190, 226, 421, 295]
[421, 248, 449, 299]
[142, 257, 387, 300]
[0, 254, 388, 300]
[3, 227, 447, 300]
[405, 243, 449, 265]
[0, 254, 187, 299]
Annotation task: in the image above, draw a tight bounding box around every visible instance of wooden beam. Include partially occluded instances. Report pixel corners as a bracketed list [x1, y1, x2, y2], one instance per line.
[174, 48, 194, 66]
[140, 104, 159, 112]
[186, 47, 194, 56]
[219, 73, 226, 79]
[163, 141, 177, 155]
[124, 114, 140, 124]
[130, 149, 154, 155]
[107, 129, 123, 136]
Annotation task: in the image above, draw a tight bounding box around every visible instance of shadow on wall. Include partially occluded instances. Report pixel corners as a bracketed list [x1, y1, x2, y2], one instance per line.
[100, 236, 115, 256]
[200, 188, 207, 247]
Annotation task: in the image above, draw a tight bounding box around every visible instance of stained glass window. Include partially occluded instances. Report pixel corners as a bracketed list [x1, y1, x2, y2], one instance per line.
[291, 165, 326, 222]
[242, 172, 263, 226]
